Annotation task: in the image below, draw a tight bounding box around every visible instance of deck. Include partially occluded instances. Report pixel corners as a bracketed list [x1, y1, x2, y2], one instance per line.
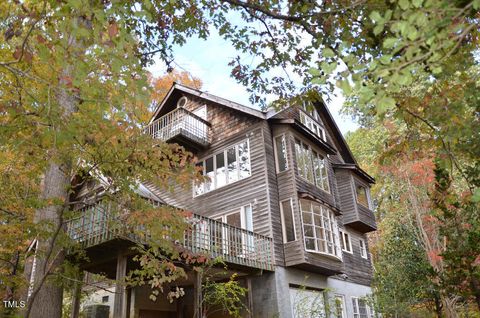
[65, 204, 274, 271]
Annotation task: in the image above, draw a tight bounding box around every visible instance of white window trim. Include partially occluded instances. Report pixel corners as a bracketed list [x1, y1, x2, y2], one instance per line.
[351, 297, 374, 318]
[294, 137, 330, 193]
[359, 238, 368, 259]
[299, 199, 342, 260]
[273, 134, 289, 173]
[334, 294, 346, 318]
[340, 230, 353, 254]
[279, 198, 296, 243]
[193, 139, 251, 197]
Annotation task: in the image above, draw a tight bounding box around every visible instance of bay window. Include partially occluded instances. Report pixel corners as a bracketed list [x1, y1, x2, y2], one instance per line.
[194, 140, 251, 196]
[300, 199, 341, 258]
[295, 139, 330, 192]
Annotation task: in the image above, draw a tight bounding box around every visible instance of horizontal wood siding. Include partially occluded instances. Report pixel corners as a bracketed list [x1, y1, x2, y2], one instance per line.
[341, 228, 372, 286]
[334, 170, 357, 224]
[261, 122, 285, 266]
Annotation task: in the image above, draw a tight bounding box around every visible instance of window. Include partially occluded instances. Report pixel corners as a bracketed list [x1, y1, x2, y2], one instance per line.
[356, 184, 370, 208]
[101, 296, 109, 303]
[280, 199, 296, 242]
[334, 295, 346, 318]
[340, 230, 353, 254]
[215, 205, 254, 257]
[359, 238, 368, 259]
[194, 140, 251, 196]
[300, 199, 341, 258]
[274, 134, 288, 172]
[290, 287, 326, 318]
[352, 297, 369, 318]
[299, 105, 326, 141]
[294, 139, 330, 192]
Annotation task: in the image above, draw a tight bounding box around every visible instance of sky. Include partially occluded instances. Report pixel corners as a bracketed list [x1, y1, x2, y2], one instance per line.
[149, 30, 359, 135]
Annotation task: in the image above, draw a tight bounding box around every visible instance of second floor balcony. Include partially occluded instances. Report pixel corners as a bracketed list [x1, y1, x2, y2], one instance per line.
[65, 204, 274, 272]
[144, 107, 211, 150]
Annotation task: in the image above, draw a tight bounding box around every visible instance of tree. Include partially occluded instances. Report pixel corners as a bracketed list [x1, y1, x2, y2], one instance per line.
[1, 0, 478, 317]
[150, 69, 203, 105]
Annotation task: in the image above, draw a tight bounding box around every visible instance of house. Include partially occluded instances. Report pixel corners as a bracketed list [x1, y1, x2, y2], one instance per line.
[67, 83, 377, 318]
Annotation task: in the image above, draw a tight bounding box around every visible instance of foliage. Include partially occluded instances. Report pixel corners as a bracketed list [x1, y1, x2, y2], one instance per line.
[201, 271, 247, 318]
[150, 69, 203, 105]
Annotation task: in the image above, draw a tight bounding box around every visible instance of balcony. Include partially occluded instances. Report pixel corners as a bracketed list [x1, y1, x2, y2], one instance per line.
[65, 205, 274, 271]
[144, 108, 211, 150]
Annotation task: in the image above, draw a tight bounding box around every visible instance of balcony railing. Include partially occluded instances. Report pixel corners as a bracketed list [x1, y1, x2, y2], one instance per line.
[66, 205, 274, 271]
[144, 108, 211, 147]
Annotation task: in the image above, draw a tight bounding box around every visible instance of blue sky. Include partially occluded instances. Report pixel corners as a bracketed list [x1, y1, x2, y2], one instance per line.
[149, 30, 359, 135]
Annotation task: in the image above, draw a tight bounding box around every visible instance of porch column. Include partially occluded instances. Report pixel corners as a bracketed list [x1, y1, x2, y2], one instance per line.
[193, 270, 203, 318]
[113, 253, 128, 318]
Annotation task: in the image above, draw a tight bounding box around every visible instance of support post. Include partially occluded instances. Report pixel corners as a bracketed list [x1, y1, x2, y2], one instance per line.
[70, 270, 85, 318]
[193, 270, 203, 318]
[246, 277, 254, 318]
[113, 253, 128, 318]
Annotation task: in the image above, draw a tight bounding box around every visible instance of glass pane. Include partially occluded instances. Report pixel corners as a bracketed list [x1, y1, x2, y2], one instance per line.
[356, 185, 369, 207]
[304, 225, 314, 237]
[194, 162, 205, 196]
[238, 141, 251, 179]
[305, 238, 315, 250]
[303, 143, 314, 183]
[226, 212, 241, 227]
[243, 205, 253, 231]
[295, 140, 305, 178]
[302, 212, 313, 225]
[205, 157, 214, 192]
[275, 135, 288, 172]
[313, 214, 321, 227]
[300, 199, 311, 213]
[281, 200, 296, 242]
[227, 147, 238, 183]
[216, 153, 226, 188]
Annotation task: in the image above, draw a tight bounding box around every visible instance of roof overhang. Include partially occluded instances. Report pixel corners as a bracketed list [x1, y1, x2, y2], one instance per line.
[332, 163, 375, 184]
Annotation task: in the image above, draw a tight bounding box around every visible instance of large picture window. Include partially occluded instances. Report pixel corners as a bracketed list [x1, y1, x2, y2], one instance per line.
[294, 139, 330, 192]
[300, 199, 341, 258]
[290, 287, 326, 318]
[194, 140, 251, 196]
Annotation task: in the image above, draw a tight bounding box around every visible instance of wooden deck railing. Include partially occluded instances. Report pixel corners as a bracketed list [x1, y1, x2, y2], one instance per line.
[144, 108, 211, 146]
[66, 205, 274, 271]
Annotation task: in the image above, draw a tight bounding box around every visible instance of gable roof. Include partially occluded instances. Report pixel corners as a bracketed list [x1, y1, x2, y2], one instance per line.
[149, 82, 265, 124]
[148, 83, 374, 183]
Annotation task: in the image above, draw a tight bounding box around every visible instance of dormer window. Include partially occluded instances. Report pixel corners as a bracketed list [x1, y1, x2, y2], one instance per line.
[355, 185, 370, 208]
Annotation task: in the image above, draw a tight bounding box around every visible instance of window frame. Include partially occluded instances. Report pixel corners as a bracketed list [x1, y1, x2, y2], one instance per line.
[273, 134, 289, 173]
[280, 198, 296, 243]
[294, 138, 330, 193]
[355, 183, 371, 209]
[339, 230, 353, 254]
[359, 238, 368, 259]
[352, 297, 372, 318]
[193, 139, 251, 197]
[299, 109, 326, 142]
[299, 199, 342, 259]
[334, 294, 346, 318]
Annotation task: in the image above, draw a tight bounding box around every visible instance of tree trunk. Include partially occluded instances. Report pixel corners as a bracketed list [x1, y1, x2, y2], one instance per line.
[27, 163, 70, 318]
[26, 59, 78, 317]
